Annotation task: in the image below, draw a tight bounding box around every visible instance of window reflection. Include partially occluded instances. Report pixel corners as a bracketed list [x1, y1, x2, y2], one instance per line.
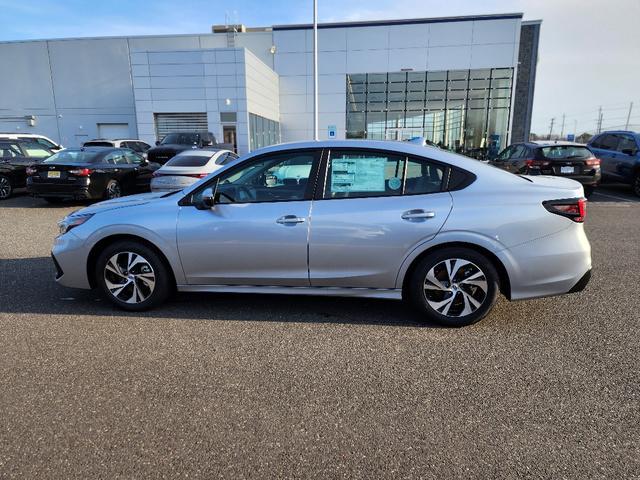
[345, 68, 513, 159]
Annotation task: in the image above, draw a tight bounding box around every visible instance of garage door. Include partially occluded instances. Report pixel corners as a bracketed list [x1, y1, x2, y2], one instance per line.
[97, 123, 130, 139]
[154, 113, 208, 140]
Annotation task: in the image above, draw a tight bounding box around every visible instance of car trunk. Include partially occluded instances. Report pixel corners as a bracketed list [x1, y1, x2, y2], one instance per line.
[31, 163, 91, 184]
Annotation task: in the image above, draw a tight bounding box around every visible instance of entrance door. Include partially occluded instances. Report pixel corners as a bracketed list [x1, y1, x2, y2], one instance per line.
[223, 126, 237, 153]
[177, 149, 321, 285]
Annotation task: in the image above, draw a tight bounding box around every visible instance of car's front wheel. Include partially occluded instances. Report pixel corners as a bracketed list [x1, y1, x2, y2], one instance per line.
[407, 247, 500, 327]
[0, 175, 13, 200]
[633, 172, 640, 197]
[96, 241, 172, 311]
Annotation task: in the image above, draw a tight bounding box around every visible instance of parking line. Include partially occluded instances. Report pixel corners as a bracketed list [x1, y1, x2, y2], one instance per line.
[592, 191, 637, 202]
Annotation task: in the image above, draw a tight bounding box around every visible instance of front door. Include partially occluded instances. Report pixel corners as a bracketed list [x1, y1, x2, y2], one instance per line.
[176, 149, 321, 286]
[308, 148, 452, 288]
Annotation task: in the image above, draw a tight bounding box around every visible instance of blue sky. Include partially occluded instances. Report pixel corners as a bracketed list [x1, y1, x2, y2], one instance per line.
[1, 0, 639, 135]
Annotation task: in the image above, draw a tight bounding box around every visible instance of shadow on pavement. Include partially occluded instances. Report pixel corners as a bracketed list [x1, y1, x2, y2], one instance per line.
[0, 256, 432, 328]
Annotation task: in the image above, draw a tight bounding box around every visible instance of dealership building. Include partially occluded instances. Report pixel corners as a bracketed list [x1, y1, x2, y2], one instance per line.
[0, 13, 540, 155]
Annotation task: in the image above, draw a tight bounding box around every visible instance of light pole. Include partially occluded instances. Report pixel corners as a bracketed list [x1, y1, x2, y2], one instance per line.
[313, 0, 318, 141]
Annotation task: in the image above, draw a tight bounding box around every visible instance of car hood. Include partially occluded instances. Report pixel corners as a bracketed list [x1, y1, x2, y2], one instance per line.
[74, 191, 175, 216]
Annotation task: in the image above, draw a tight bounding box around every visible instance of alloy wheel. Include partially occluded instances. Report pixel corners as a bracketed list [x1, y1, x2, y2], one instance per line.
[103, 252, 156, 304]
[107, 182, 121, 199]
[0, 176, 11, 199]
[423, 258, 488, 317]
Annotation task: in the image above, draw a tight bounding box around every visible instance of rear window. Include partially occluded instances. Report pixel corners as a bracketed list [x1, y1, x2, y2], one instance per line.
[43, 150, 100, 164]
[165, 154, 212, 167]
[540, 146, 593, 160]
[83, 141, 114, 147]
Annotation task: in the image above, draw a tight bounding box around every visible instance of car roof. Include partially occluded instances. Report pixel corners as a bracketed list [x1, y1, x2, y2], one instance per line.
[173, 148, 228, 157]
[594, 130, 638, 136]
[528, 141, 588, 147]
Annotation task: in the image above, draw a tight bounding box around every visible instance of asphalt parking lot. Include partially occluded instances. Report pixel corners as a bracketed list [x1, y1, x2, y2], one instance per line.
[0, 186, 638, 479]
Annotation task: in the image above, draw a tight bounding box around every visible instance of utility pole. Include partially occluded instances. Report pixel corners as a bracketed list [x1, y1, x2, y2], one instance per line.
[548, 117, 555, 140]
[625, 102, 634, 130]
[312, 0, 318, 141]
[597, 106, 603, 134]
[560, 113, 565, 139]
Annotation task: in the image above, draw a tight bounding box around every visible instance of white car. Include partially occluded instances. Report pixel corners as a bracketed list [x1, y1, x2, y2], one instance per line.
[0, 133, 63, 152]
[150, 149, 238, 192]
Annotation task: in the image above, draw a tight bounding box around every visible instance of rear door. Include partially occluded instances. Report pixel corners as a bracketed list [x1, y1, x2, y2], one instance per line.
[308, 148, 452, 289]
[123, 150, 156, 192]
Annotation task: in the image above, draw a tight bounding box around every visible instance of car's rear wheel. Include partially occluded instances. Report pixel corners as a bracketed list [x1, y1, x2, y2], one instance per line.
[104, 180, 121, 200]
[0, 175, 13, 200]
[95, 241, 171, 311]
[407, 247, 500, 327]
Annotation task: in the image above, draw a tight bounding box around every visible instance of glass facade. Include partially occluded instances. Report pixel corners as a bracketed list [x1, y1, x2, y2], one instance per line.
[346, 68, 514, 158]
[249, 113, 281, 151]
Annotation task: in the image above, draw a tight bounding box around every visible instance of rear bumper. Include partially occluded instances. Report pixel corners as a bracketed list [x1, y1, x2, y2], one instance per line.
[501, 222, 592, 301]
[27, 179, 98, 200]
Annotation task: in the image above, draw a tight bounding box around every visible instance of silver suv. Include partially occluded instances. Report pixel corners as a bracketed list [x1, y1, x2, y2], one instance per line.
[52, 140, 592, 327]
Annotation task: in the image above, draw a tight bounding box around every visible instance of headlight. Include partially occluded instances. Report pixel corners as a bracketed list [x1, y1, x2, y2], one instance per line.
[58, 213, 94, 235]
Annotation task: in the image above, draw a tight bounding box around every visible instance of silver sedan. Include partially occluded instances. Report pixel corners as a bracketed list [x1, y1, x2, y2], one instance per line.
[150, 148, 238, 192]
[52, 140, 592, 327]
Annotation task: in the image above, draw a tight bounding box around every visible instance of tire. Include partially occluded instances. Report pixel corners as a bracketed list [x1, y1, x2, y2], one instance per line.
[0, 175, 12, 200]
[43, 197, 65, 204]
[95, 241, 172, 311]
[632, 172, 640, 198]
[104, 180, 122, 200]
[584, 186, 594, 198]
[407, 247, 500, 327]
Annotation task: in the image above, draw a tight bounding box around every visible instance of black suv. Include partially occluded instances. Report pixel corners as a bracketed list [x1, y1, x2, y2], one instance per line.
[0, 140, 54, 199]
[147, 132, 217, 164]
[491, 142, 601, 196]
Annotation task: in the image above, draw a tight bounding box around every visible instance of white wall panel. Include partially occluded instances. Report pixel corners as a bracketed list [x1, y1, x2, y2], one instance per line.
[347, 26, 389, 50]
[318, 51, 347, 74]
[346, 49, 389, 74]
[389, 24, 428, 48]
[470, 44, 516, 69]
[427, 45, 472, 70]
[318, 28, 347, 51]
[472, 19, 518, 44]
[429, 21, 473, 46]
[387, 47, 428, 71]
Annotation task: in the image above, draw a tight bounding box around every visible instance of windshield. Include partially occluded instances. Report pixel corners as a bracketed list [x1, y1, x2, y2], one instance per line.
[161, 133, 201, 145]
[165, 154, 213, 167]
[43, 150, 100, 164]
[540, 146, 593, 159]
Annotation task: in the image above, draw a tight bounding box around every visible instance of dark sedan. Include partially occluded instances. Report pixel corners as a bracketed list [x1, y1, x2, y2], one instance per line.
[147, 132, 216, 164]
[0, 140, 54, 200]
[490, 142, 601, 196]
[27, 147, 160, 203]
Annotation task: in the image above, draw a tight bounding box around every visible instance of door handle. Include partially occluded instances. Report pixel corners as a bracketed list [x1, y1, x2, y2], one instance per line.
[276, 215, 306, 225]
[402, 209, 436, 220]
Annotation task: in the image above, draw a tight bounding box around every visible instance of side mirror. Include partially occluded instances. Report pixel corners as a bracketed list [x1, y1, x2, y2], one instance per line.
[155, 141, 160, 146]
[195, 187, 216, 210]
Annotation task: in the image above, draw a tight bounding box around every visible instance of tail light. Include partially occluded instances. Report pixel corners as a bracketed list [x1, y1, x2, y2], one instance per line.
[26, 166, 38, 176]
[543, 198, 587, 223]
[189, 173, 208, 179]
[525, 159, 551, 168]
[69, 168, 93, 177]
[585, 157, 601, 167]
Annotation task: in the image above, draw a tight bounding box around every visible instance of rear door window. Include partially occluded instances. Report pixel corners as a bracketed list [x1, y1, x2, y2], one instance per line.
[616, 135, 638, 153]
[323, 150, 445, 199]
[0, 143, 22, 158]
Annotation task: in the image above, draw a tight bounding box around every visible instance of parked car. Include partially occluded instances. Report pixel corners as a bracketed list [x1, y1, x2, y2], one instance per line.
[587, 130, 640, 196]
[0, 133, 63, 152]
[147, 132, 217, 165]
[150, 148, 238, 192]
[490, 141, 601, 197]
[26, 147, 160, 203]
[0, 140, 54, 199]
[83, 139, 151, 157]
[51, 140, 592, 327]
